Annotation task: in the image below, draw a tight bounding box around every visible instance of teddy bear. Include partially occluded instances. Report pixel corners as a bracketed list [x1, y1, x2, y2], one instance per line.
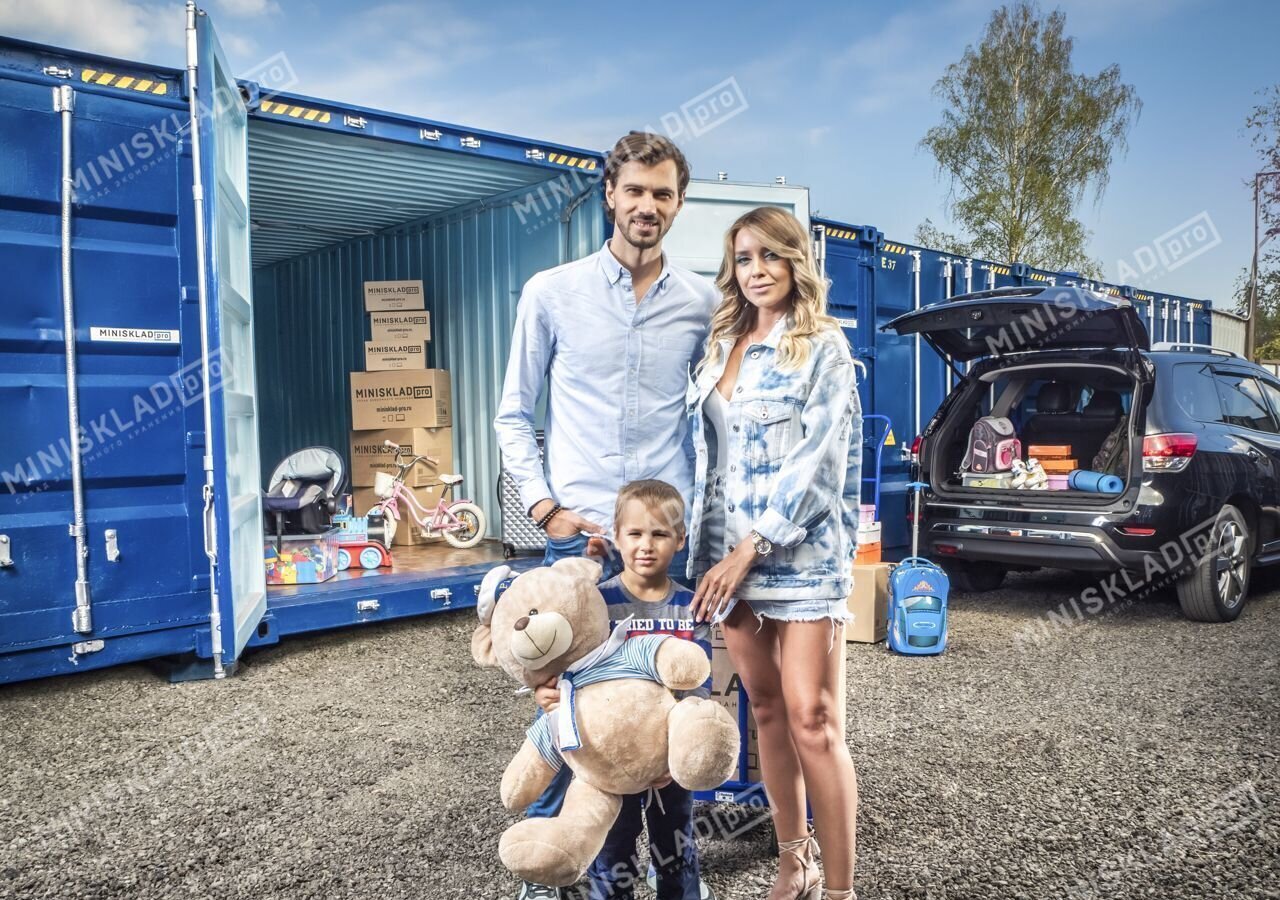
[471, 556, 740, 888]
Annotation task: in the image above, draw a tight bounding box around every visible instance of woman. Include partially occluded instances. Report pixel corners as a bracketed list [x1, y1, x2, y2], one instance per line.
[687, 206, 861, 900]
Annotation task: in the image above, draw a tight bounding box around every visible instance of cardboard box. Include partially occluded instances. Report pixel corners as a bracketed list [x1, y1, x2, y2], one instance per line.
[370, 311, 431, 344]
[846, 562, 892, 643]
[854, 542, 882, 565]
[364, 341, 428, 371]
[350, 369, 451, 430]
[352, 483, 447, 546]
[709, 624, 761, 782]
[1039, 458, 1077, 474]
[1028, 444, 1073, 458]
[961, 471, 1015, 489]
[363, 279, 425, 312]
[349, 427, 453, 487]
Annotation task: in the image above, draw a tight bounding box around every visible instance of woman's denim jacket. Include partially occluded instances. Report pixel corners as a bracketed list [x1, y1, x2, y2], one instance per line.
[686, 320, 862, 601]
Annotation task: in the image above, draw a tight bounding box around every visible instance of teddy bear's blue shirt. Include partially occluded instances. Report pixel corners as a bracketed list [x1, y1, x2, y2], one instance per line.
[526, 632, 670, 770]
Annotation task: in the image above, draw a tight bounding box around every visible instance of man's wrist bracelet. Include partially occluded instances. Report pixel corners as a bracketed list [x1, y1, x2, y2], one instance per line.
[535, 503, 563, 530]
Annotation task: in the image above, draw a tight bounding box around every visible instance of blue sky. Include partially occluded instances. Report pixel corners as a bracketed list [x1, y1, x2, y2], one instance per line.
[3, 0, 1276, 304]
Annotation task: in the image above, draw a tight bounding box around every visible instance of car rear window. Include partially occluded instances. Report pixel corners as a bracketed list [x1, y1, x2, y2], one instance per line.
[1214, 371, 1277, 432]
[1171, 363, 1222, 422]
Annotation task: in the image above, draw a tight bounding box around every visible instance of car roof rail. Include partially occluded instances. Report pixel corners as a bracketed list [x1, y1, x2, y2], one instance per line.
[1149, 342, 1242, 359]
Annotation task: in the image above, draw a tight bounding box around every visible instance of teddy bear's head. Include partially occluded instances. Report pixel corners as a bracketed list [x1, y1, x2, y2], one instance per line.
[472, 557, 610, 688]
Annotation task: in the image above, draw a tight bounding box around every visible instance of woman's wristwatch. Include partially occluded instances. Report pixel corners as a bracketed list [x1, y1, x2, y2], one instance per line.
[749, 531, 774, 557]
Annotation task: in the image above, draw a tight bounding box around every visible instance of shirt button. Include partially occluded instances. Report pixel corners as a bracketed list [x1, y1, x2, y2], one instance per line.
[735, 386, 743, 394]
[730, 465, 736, 472]
[732, 425, 740, 432]
[728, 504, 735, 512]
[750, 351, 760, 359]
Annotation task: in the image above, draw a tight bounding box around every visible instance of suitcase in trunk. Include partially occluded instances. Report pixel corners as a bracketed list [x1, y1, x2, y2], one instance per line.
[497, 431, 546, 558]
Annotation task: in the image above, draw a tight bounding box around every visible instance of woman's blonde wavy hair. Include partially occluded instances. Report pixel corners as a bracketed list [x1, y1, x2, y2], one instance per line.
[699, 206, 839, 374]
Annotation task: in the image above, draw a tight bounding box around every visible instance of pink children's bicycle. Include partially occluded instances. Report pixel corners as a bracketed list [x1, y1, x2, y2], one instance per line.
[367, 440, 487, 550]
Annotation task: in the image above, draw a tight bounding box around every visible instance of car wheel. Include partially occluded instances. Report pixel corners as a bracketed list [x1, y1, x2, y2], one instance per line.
[943, 561, 1006, 593]
[1175, 504, 1250, 622]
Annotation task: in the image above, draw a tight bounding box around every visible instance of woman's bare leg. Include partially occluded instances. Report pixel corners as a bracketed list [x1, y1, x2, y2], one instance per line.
[721, 604, 812, 875]
[776, 619, 857, 892]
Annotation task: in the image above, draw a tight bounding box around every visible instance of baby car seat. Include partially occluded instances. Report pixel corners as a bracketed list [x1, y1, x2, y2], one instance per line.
[262, 447, 346, 547]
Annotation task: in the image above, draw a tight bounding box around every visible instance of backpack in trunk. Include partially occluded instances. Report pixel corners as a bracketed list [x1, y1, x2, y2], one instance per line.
[961, 416, 1022, 473]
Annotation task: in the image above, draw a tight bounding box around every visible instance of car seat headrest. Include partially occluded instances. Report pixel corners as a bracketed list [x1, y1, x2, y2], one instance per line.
[1082, 390, 1122, 418]
[1036, 382, 1076, 414]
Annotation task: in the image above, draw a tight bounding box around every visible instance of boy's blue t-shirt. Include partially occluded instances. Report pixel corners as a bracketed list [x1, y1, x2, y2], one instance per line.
[597, 574, 713, 700]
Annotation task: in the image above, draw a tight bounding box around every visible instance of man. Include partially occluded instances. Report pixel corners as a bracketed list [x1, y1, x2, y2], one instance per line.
[494, 132, 718, 900]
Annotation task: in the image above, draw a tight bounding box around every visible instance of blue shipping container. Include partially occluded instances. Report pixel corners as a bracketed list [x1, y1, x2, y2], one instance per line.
[0, 15, 810, 684]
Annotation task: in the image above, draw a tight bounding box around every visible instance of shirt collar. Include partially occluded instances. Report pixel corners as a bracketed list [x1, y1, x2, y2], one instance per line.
[752, 314, 792, 350]
[598, 242, 672, 290]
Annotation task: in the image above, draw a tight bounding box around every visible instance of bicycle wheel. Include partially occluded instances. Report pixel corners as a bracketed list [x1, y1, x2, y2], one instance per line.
[442, 502, 486, 549]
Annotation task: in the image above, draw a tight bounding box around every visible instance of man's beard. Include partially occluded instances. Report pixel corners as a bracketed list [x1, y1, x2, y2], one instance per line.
[621, 216, 665, 250]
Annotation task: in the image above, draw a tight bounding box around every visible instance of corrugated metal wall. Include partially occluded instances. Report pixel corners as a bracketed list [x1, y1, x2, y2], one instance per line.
[1211, 309, 1248, 356]
[254, 183, 605, 535]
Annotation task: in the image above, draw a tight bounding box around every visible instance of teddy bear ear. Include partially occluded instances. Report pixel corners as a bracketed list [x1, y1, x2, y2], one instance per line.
[550, 556, 602, 584]
[477, 564, 515, 625]
[471, 624, 500, 668]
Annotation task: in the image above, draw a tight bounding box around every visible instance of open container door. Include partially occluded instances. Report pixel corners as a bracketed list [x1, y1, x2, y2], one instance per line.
[662, 179, 811, 280]
[187, 3, 265, 672]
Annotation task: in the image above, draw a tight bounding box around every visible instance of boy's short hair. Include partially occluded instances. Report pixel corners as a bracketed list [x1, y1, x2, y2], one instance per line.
[614, 479, 686, 536]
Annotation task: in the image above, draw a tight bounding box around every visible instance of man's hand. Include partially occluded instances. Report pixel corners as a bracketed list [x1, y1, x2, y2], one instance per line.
[533, 676, 560, 714]
[530, 499, 604, 540]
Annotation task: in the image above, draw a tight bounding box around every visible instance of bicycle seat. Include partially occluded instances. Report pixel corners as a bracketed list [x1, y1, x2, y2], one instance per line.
[439, 473, 464, 485]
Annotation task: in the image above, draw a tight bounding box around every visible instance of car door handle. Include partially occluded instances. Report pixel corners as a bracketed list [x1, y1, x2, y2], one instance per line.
[1247, 448, 1263, 460]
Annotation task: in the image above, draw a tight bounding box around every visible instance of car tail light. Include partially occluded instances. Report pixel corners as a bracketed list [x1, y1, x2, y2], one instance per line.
[934, 543, 959, 555]
[1143, 433, 1197, 472]
[910, 434, 923, 464]
[1116, 526, 1157, 536]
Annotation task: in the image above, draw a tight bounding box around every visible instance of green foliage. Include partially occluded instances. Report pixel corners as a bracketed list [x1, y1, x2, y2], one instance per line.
[1242, 84, 1280, 354]
[919, 2, 1139, 277]
[914, 218, 975, 257]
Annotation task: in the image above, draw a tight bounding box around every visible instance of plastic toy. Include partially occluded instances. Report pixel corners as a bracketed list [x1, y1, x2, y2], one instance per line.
[370, 440, 487, 549]
[887, 481, 950, 655]
[333, 497, 394, 571]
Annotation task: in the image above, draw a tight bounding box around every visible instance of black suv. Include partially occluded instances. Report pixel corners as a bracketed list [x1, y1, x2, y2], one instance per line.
[887, 286, 1273, 622]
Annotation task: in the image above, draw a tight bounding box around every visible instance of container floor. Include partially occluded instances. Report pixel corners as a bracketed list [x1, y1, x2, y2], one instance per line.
[267, 540, 514, 598]
[262, 540, 539, 640]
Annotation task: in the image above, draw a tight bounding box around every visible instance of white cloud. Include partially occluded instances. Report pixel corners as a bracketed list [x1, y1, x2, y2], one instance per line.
[214, 0, 280, 15]
[806, 125, 832, 146]
[0, 0, 179, 59]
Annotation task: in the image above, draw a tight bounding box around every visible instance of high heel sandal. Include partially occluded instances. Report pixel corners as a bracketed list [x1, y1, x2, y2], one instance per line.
[824, 890, 857, 900]
[769, 829, 821, 900]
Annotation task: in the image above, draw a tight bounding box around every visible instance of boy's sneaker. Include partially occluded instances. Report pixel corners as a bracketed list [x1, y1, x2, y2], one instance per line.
[643, 866, 716, 899]
[516, 882, 561, 899]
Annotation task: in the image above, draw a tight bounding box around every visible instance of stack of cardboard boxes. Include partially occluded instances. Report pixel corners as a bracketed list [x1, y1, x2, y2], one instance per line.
[348, 280, 454, 546]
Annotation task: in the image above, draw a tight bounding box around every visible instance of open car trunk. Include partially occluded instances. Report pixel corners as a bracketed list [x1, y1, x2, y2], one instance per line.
[926, 360, 1146, 504]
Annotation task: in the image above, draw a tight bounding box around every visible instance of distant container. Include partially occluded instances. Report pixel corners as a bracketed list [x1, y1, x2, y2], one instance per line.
[1211, 309, 1247, 356]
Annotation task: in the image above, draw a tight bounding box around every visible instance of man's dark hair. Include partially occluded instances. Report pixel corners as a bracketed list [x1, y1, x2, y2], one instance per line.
[603, 131, 691, 222]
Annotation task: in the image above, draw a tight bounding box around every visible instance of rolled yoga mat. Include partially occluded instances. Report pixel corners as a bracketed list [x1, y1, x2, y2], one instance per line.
[1068, 469, 1124, 494]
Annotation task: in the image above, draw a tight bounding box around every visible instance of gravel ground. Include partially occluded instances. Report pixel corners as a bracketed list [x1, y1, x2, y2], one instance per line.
[2, 570, 1277, 900]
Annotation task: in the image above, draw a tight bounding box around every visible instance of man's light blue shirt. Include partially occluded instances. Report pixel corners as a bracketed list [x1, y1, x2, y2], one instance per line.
[494, 242, 719, 529]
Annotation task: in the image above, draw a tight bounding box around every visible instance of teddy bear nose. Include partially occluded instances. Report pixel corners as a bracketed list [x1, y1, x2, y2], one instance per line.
[514, 616, 530, 631]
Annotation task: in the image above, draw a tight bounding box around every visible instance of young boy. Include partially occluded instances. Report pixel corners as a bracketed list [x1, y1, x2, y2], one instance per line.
[586, 479, 714, 900]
